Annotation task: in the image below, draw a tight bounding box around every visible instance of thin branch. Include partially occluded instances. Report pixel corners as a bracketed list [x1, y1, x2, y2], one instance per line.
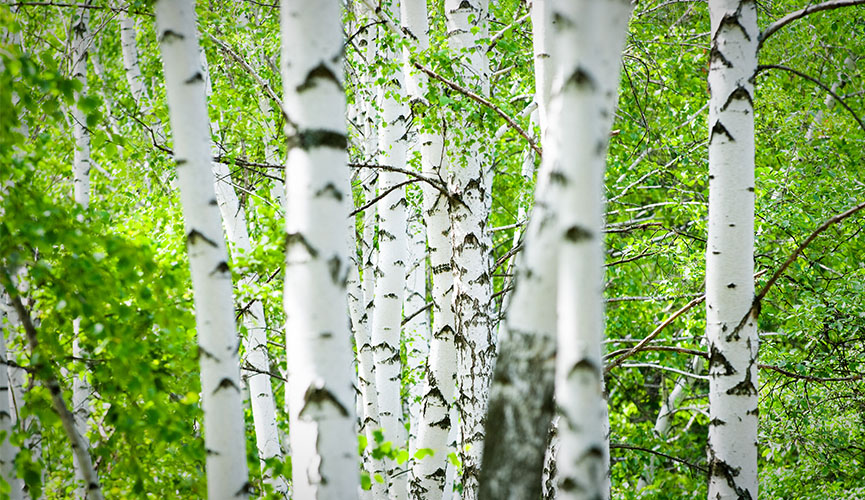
[204, 32, 294, 131]
[10, 1, 152, 16]
[754, 200, 865, 305]
[757, 64, 865, 134]
[604, 345, 707, 361]
[610, 443, 708, 474]
[604, 294, 706, 374]
[759, 364, 864, 383]
[349, 162, 450, 198]
[349, 179, 419, 217]
[401, 301, 433, 326]
[759, 0, 865, 46]
[413, 62, 543, 158]
[620, 363, 709, 381]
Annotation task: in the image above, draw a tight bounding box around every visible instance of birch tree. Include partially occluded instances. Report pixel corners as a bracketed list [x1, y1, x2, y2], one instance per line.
[153, 1, 250, 497]
[705, 1, 759, 498]
[550, 1, 631, 499]
[280, 0, 359, 498]
[442, 2, 495, 497]
[368, 3, 411, 496]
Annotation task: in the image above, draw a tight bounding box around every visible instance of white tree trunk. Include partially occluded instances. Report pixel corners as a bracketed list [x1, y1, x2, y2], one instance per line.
[0, 293, 23, 500]
[280, 1, 360, 498]
[530, 0, 552, 139]
[412, 130, 457, 500]
[71, 9, 95, 497]
[119, 14, 150, 111]
[550, 2, 631, 499]
[370, 4, 411, 493]
[199, 51, 288, 497]
[443, 2, 495, 497]
[706, 1, 759, 499]
[154, 2, 250, 498]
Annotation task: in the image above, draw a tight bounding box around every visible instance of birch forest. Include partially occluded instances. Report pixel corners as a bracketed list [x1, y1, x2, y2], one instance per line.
[2, 0, 865, 499]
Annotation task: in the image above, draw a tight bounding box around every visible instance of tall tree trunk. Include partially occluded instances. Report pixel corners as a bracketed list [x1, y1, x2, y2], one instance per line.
[71, 8, 95, 497]
[550, 2, 631, 499]
[153, 2, 250, 498]
[0, 293, 24, 500]
[369, 5, 411, 491]
[279, 1, 360, 498]
[443, 2, 494, 497]
[706, 1, 759, 499]
[199, 52, 288, 497]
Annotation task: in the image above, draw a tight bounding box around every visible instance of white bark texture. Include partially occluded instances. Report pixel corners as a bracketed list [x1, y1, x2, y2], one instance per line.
[199, 51, 288, 496]
[706, 1, 759, 499]
[280, 1, 360, 498]
[71, 9, 95, 497]
[370, 5, 411, 493]
[550, 1, 631, 499]
[412, 130, 457, 500]
[0, 294, 23, 500]
[400, 0, 432, 481]
[530, 0, 552, 138]
[119, 14, 149, 111]
[443, 2, 495, 497]
[154, 2, 250, 498]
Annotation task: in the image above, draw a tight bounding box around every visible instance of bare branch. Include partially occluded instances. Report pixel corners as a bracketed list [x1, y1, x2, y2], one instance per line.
[759, 0, 865, 46]
[757, 64, 865, 134]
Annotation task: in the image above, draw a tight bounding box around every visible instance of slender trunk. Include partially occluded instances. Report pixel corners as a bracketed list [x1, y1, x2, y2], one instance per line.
[550, 2, 631, 499]
[0, 293, 24, 500]
[200, 52, 288, 497]
[71, 9, 95, 497]
[442, 3, 495, 498]
[369, 3, 411, 492]
[706, 2, 759, 499]
[400, 0, 432, 484]
[154, 2, 250, 498]
[280, 1, 360, 498]
[0, 279, 105, 500]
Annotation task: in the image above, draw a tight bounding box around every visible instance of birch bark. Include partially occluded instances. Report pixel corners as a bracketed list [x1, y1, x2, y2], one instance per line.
[154, 1, 250, 497]
[0, 293, 23, 500]
[199, 54, 288, 497]
[280, 1, 360, 498]
[706, 1, 759, 499]
[550, 2, 631, 499]
[443, 2, 495, 497]
[369, 7, 411, 492]
[71, 8, 95, 497]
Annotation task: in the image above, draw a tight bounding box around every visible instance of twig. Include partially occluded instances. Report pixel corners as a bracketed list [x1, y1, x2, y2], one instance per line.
[756, 64, 865, 134]
[413, 62, 542, 158]
[610, 443, 708, 474]
[10, 1, 152, 16]
[754, 201, 865, 305]
[349, 179, 419, 217]
[759, 0, 865, 46]
[401, 301, 433, 326]
[759, 364, 863, 383]
[604, 294, 706, 374]
[604, 345, 707, 361]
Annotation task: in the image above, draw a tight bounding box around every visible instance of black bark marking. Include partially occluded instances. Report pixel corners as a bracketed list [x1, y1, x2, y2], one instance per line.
[206, 447, 219, 456]
[727, 283, 736, 288]
[709, 46, 733, 68]
[721, 86, 753, 111]
[198, 346, 217, 360]
[550, 171, 567, 185]
[726, 368, 756, 396]
[296, 63, 339, 93]
[159, 30, 185, 43]
[300, 386, 349, 417]
[567, 358, 599, 380]
[293, 129, 348, 151]
[709, 345, 736, 376]
[184, 72, 203, 85]
[234, 482, 253, 497]
[285, 232, 319, 258]
[564, 225, 593, 243]
[187, 229, 219, 248]
[214, 377, 240, 394]
[565, 67, 596, 90]
[176, 159, 189, 166]
[314, 182, 343, 201]
[88, 482, 100, 491]
[709, 454, 753, 500]
[709, 175, 716, 180]
[328, 256, 341, 284]
[710, 121, 735, 143]
[211, 261, 230, 276]
[716, 11, 752, 42]
[709, 417, 726, 427]
[208, 198, 218, 206]
[747, 187, 755, 192]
